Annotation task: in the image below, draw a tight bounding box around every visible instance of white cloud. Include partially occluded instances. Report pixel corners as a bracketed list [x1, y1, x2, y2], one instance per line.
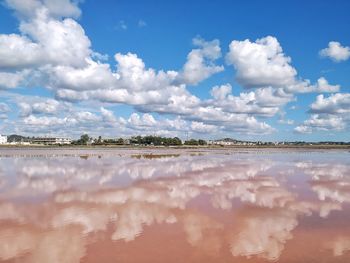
[19, 9, 91, 68]
[254, 87, 293, 107]
[294, 125, 312, 134]
[295, 114, 345, 133]
[0, 70, 29, 89]
[75, 111, 100, 123]
[114, 52, 178, 91]
[295, 93, 350, 134]
[0, 3, 90, 71]
[190, 121, 218, 133]
[19, 99, 60, 116]
[315, 77, 340, 93]
[310, 93, 350, 114]
[210, 84, 232, 100]
[23, 115, 72, 127]
[4, 0, 81, 19]
[278, 119, 294, 125]
[285, 77, 340, 93]
[208, 85, 293, 117]
[2, 0, 343, 137]
[48, 59, 117, 91]
[100, 107, 117, 123]
[222, 115, 275, 134]
[0, 34, 42, 70]
[226, 36, 340, 95]
[226, 36, 297, 88]
[91, 52, 109, 61]
[179, 37, 224, 85]
[128, 113, 156, 127]
[19, 109, 104, 131]
[320, 41, 350, 62]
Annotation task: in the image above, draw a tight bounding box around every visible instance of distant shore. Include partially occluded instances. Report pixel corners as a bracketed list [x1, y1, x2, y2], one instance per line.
[0, 144, 349, 150]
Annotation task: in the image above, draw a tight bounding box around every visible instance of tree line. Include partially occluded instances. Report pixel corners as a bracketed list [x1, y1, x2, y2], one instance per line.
[72, 134, 208, 146]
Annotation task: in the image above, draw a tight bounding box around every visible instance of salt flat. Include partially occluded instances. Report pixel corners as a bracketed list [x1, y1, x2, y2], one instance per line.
[0, 149, 349, 262]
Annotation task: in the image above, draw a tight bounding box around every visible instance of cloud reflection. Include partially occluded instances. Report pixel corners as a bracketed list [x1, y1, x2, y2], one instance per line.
[0, 150, 349, 262]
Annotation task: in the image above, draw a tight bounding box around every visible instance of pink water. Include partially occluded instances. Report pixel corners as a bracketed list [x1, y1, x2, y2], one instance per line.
[0, 148, 349, 262]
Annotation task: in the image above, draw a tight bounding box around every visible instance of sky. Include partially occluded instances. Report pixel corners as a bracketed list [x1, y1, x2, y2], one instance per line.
[0, 0, 349, 141]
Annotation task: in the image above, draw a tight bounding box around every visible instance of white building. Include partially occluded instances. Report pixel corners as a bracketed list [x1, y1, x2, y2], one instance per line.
[208, 140, 236, 146]
[32, 137, 72, 145]
[0, 134, 7, 144]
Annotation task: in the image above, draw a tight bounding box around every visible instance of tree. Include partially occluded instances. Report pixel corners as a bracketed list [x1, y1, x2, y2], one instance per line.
[184, 139, 199, 145]
[116, 138, 124, 144]
[172, 137, 182, 145]
[198, 139, 207, 145]
[80, 134, 90, 145]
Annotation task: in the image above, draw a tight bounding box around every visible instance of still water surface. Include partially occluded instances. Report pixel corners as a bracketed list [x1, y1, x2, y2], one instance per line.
[0, 148, 350, 262]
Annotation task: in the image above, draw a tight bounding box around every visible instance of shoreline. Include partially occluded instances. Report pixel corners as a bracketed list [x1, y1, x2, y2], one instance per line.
[0, 144, 349, 150]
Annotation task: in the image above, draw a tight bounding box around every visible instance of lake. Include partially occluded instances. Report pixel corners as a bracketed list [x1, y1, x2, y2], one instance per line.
[0, 148, 349, 262]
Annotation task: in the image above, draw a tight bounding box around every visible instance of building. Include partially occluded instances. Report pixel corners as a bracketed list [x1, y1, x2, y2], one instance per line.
[208, 138, 256, 146]
[208, 138, 238, 146]
[208, 140, 236, 146]
[0, 134, 7, 144]
[32, 137, 72, 145]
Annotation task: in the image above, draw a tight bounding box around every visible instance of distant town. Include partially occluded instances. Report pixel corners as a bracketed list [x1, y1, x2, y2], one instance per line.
[0, 134, 349, 147]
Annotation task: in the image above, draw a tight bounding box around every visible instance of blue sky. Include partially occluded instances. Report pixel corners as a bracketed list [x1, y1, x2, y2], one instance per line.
[0, 0, 349, 141]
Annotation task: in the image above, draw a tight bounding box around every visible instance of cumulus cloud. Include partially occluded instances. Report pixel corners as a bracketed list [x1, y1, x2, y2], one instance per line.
[23, 115, 74, 127]
[296, 93, 350, 134]
[320, 41, 350, 62]
[226, 36, 340, 96]
[19, 99, 61, 116]
[226, 36, 297, 88]
[0, 0, 346, 137]
[20, 9, 91, 68]
[49, 60, 117, 91]
[128, 113, 156, 127]
[179, 37, 224, 85]
[16, 108, 113, 136]
[294, 114, 346, 133]
[310, 93, 350, 114]
[7, 106, 214, 137]
[190, 121, 218, 133]
[4, 0, 82, 19]
[0, 8, 91, 71]
[100, 107, 117, 123]
[285, 77, 340, 93]
[315, 77, 340, 93]
[279, 119, 294, 125]
[210, 84, 232, 100]
[0, 70, 29, 89]
[294, 125, 312, 134]
[208, 84, 293, 117]
[0, 34, 42, 70]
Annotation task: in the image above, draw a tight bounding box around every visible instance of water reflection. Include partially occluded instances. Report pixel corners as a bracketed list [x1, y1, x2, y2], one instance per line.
[0, 150, 349, 262]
